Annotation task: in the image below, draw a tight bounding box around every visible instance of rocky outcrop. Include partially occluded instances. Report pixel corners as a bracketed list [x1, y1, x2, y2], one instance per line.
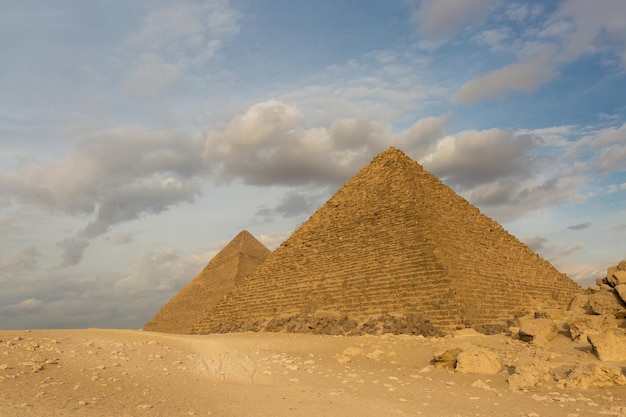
[587, 329, 626, 362]
[507, 348, 552, 390]
[589, 261, 626, 317]
[562, 363, 626, 389]
[455, 346, 501, 374]
[517, 315, 558, 347]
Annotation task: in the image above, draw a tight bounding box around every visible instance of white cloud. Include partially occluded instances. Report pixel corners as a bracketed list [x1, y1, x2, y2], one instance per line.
[203, 99, 448, 187]
[0, 128, 204, 227]
[124, 0, 240, 94]
[419, 129, 539, 188]
[452, 51, 557, 103]
[594, 144, 626, 173]
[454, 0, 626, 102]
[409, 0, 492, 44]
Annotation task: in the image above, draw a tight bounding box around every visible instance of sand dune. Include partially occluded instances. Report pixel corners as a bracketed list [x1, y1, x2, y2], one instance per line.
[1, 328, 625, 416]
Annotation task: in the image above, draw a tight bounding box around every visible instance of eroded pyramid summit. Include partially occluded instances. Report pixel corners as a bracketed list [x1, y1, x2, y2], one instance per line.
[192, 148, 582, 334]
[143, 230, 270, 334]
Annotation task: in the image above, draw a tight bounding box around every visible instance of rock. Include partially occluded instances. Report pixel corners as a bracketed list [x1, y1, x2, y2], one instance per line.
[589, 285, 601, 292]
[587, 329, 626, 361]
[568, 293, 592, 314]
[563, 363, 626, 389]
[616, 284, 626, 304]
[588, 290, 626, 318]
[535, 309, 565, 320]
[618, 260, 626, 271]
[433, 348, 462, 369]
[566, 313, 619, 341]
[507, 349, 552, 390]
[596, 277, 608, 286]
[518, 316, 558, 346]
[455, 346, 501, 375]
[612, 271, 626, 286]
[607, 266, 618, 286]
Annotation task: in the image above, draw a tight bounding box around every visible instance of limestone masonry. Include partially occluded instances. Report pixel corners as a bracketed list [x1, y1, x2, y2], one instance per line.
[143, 230, 270, 334]
[191, 147, 582, 334]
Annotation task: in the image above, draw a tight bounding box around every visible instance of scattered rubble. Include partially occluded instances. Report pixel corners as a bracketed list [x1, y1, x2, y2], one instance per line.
[428, 260, 626, 393]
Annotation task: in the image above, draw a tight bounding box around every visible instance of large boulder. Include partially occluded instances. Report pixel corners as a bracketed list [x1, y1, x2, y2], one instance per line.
[455, 346, 501, 375]
[568, 293, 593, 314]
[433, 347, 462, 369]
[562, 363, 626, 389]
[587, 329, 626, 361]
[612, 271, 626, 286]
[615, 284, 626, 304]
[518, 316, 558, 347]
[507, 349, 552, 390]
[588, 290, 626, 318]
[566, 313, 620, 342]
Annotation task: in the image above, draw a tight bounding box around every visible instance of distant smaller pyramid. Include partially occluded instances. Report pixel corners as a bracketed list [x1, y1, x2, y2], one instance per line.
[143, 230, 270, 334]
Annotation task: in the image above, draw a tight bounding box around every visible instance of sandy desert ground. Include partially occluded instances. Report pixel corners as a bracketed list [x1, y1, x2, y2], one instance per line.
[0, 328, 625, 417]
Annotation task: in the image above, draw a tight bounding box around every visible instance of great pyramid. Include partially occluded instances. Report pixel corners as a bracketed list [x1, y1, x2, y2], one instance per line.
[192, 148, 582, 334]
[143, 230, 270, 334]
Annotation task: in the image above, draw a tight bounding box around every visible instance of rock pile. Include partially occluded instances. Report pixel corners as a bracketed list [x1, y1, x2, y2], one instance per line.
[588, 260, 626, 316]
[430, 262, 626, 391]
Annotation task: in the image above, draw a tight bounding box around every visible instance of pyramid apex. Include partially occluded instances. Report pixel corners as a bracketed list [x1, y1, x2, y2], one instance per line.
[370, 146, 423, 170]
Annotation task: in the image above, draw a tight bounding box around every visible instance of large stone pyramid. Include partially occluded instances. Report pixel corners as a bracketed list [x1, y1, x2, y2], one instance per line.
[192, 148, 582, 334]
[143, 230, 270, 334]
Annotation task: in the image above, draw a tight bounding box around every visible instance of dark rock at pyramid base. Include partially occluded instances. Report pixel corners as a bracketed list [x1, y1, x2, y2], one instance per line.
[192, 148, 582, 335]
[143, 230, 270, 334]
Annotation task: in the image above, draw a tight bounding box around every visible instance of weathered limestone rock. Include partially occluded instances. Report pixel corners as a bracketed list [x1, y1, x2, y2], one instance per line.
[587, 329, 626, 361]
[568, 293, 592, 314]
[507, 349, 552, 390]
[616, 284, 626, 304]
[433, 348, 462, 369]
[455, 346, 501, 375]
[566, 314, 620, 341]
[588, 290, 626, 318]
[518, 316, 558, 346]
[563, 363, 626, 389]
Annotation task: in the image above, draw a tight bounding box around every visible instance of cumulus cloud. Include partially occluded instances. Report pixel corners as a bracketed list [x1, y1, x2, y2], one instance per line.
[2, 99, 617, 269]
[0, 128, 204, 267]
[0, 129, 204, 229]
[203, 100, 447, 187]
[409, 0, 492, 44]
[419, 129, 539, 189]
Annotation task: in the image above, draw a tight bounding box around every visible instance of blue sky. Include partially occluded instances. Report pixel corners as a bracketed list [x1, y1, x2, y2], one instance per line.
[1, 0, 625, 329]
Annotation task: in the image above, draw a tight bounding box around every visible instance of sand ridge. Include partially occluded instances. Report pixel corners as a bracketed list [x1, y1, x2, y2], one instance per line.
[1, 328, 625, 416]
